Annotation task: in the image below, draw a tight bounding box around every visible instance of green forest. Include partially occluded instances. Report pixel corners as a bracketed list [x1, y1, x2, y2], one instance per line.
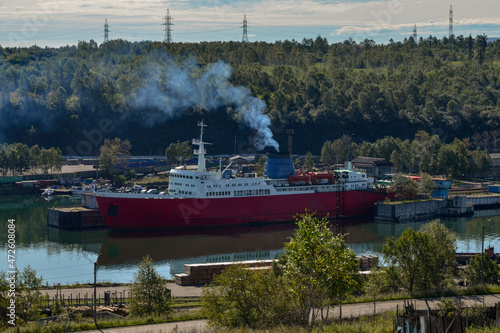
[0, 34, 499, 156]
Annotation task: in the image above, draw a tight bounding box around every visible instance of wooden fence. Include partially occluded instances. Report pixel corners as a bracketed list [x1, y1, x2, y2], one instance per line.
[42, 289, 131, 308]
[396, 300, 500, 333]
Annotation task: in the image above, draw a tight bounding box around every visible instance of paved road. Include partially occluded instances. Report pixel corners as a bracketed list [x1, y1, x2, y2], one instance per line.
[73, 293, 500, 333]
[332, 293, 500, 319]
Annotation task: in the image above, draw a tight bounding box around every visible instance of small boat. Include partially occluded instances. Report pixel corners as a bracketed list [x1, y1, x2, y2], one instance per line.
[71, 184, 110, 195]
[131, 184, 144, 193]
[41, 188, 54, 196]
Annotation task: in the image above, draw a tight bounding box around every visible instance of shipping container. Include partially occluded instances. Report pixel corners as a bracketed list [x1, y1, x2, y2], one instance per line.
[0, 176, 23, 184]
[431, 189, 449, 199]
[488, 185, 500, 193]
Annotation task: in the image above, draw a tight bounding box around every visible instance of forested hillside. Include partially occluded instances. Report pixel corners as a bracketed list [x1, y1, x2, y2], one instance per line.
[0, 35, 499, 155]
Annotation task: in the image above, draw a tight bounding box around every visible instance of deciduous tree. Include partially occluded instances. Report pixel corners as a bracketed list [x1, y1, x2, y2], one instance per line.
[275, 213, 359, 330]
[392, 174, 418, 200]
[16, 266, 45, 322]
[202, 265, 291, 329]
[464, 253, 500, 286]
[419, 220, 456, 290]
[165, 141, 192, 164]
[129, 255, 172, 317]
[99, 138, 131, 178]
[304, 151, 315, 171]
[383, 228, 429, 293]
[418, 173, 437, 196]
[382, 220, 456, 293]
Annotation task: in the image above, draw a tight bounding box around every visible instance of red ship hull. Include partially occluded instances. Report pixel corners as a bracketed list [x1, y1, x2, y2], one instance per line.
[96, 189, 391, 229]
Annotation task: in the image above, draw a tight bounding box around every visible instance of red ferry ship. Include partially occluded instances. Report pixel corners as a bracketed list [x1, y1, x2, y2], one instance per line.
[95, 121, 391, 229]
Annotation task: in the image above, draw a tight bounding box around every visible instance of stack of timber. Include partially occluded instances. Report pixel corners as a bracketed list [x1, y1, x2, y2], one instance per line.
[175, 260, 272, 286]
[175, 256, 380, 286]
[358, 255, 379, 271]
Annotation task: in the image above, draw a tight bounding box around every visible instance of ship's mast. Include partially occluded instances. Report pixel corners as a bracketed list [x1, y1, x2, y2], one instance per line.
[193, 120, 211, 172]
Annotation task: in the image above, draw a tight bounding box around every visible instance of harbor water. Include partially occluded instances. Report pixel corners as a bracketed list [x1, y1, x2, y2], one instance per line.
[0, 195, 499, 285]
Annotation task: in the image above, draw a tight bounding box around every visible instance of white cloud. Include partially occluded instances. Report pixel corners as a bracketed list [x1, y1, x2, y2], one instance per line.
[1, 0, 499, 46]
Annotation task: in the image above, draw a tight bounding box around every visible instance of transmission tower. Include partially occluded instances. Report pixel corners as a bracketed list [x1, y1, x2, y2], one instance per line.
[413, 24, 417, 40]
[242, 14, 248, 43]
[163, 9, 174, 43]
[449, 5, 454, 50]
[103, 19, 109, 43]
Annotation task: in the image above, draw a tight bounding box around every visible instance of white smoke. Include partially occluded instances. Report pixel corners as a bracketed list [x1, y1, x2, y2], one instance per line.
[129, 57, 279, 152]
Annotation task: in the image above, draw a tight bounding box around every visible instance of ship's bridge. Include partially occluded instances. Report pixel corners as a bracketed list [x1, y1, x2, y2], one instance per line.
[168, 169, 220, 196]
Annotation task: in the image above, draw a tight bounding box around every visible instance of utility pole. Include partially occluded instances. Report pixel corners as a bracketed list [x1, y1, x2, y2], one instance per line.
[242, 14, 248, 43]
[481, 225, 485, 286]
[163, 9, 174, 43]
[94, 262, 97, 327]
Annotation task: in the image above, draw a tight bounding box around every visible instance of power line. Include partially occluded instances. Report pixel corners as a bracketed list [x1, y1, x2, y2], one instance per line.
[36, 264, 91, 272]
[44, 273, 93, 281]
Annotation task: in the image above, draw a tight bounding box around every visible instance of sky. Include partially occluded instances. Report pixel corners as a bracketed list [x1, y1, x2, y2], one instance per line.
[1, 0, 500, 47]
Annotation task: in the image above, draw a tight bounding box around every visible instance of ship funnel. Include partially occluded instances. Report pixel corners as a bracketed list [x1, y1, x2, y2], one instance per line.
[264, 153, 296, 179]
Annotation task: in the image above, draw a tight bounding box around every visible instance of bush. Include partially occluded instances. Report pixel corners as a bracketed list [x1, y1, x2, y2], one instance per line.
[202, 265, 293, 329]
[463, 254, 500, 286]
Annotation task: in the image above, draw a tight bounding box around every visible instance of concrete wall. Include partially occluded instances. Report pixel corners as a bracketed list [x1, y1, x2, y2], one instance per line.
[375, 197, 472, 222]
[375, 199, 446, 222]
[467, 194, 500, 207]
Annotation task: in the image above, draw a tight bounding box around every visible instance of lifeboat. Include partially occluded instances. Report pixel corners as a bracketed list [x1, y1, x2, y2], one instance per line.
[288, 173, 311, 185]
[310, 172, 335, 184]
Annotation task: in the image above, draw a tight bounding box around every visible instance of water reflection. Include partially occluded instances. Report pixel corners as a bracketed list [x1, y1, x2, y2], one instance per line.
[0, 195, 498, 284]
[94, 220, 381, 276]
[92, 211, 500, 279]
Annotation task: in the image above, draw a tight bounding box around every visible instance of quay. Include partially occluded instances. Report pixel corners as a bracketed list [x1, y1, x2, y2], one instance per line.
[374, 193, 500, 223]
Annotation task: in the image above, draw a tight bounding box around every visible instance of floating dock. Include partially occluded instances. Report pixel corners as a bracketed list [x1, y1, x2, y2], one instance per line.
[47, 206, 106, 229]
